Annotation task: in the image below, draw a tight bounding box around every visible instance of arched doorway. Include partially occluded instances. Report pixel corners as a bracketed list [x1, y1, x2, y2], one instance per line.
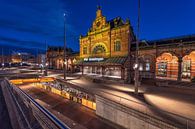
[156, 53, 178, 79]
[92, 43, 108, 57]
[182, 51, 195, 79]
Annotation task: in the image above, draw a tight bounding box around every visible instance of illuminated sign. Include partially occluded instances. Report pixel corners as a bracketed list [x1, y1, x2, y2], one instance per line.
[84, 58, 104, 62]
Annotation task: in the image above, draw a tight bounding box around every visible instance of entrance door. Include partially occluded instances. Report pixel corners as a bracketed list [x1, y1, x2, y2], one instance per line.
[182, 60, 191, 79]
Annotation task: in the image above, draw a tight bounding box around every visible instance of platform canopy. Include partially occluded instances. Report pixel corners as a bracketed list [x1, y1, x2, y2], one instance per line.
[74, 56, 127, 66]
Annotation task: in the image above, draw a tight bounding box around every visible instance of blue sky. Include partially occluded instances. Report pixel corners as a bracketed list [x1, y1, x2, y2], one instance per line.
[0, 0, 195, 54]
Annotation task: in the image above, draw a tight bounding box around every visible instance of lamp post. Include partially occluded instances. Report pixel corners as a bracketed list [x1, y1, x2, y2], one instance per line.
[134, 0, 141, 94]
[45, 63, 48, 76]
[40, 64, 43, 73]
[63, 13, 67, 81]
[1, 48, 4, 70]
[9, 62, 11, 68]
[2, 63, 4, 70]
[44, 40, 48, 76]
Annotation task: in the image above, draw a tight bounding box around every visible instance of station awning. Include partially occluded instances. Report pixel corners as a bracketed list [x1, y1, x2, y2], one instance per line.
[74, 56, 127, 66]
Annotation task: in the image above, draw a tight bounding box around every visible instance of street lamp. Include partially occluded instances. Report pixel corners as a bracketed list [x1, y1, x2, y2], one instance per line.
[1, 48, 4, 70]
[9, 62, 11, 68]
[63, 13, 67, 81]
[134, 0, 141, 94]
[40, 64, 43, 73]
[2, 63, 4, 70]
[44, 63, 48, 76]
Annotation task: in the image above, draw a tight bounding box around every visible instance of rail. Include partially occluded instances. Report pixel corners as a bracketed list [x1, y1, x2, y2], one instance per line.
[6, 79, 70, 129]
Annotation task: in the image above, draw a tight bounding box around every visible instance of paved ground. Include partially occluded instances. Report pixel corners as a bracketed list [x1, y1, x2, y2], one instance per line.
[66, 77, 195, 119]
[46, 70, 195, 128]
[0, 80, 13, 129]
[7, 68, 195, 128]
[19, 84, 124, 129]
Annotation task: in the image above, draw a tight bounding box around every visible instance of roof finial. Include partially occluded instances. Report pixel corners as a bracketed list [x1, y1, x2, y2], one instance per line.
[97, 5, 101, 10]
[96, 5, 102, 18]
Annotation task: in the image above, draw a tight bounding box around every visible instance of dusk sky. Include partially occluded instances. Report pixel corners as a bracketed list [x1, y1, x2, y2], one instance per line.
[0, 0, 195, 54]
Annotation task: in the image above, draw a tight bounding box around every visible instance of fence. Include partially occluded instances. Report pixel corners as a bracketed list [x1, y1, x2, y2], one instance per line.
[5, 79, 70, 129]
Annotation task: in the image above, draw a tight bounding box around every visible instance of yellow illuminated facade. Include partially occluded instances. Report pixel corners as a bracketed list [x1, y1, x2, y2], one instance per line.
[80, 6, 135, 58]
[47, 6, 195, 82]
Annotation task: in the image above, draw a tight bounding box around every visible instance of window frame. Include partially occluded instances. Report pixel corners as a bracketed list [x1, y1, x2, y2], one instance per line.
[114, 40, 121, 52]
[83, 47, 87, 55]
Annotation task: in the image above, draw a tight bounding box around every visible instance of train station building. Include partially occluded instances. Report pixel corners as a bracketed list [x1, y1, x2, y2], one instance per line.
[47, 6, 195, 82]
[75, 6, 135, 80]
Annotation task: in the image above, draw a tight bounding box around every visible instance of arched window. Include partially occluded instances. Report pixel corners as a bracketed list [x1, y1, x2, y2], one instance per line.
[146, 63, 150, 71]
[83, 47, 87, 54]
[145, 59, 150, 71]
[92, 45, 106, 54]
[114, 41, 121, 51]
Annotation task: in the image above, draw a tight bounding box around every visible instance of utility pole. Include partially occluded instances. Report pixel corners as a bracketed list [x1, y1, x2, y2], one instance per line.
[45, 40, 48, 76]
[134, 0, 141, 94]
[1, 48, 4, 70]
[64, 13, 67, 81]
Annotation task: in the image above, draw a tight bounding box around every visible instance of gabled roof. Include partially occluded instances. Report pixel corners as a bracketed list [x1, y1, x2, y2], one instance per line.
[47, 46, 73, 53]
[107, 17, 125, 29]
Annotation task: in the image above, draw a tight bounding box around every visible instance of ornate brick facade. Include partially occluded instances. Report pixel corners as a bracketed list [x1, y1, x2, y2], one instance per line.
[131, 35, 195, 81]
[79, 6, 135, 58]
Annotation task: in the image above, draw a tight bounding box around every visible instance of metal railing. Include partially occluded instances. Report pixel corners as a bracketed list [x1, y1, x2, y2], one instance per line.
[6, 79, 70, 129]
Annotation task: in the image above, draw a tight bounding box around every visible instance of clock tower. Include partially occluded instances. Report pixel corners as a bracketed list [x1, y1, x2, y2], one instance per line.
[92, 6, 106, 30]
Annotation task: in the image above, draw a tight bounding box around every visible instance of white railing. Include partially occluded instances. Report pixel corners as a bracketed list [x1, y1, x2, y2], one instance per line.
[5, 79, 70, 129]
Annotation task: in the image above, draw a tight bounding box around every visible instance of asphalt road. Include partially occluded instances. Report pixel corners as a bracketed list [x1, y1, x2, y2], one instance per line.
[19, 84, 124, 129]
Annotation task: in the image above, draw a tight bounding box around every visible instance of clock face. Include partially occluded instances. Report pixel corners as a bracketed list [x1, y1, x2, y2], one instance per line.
[96, 21, 100, 27]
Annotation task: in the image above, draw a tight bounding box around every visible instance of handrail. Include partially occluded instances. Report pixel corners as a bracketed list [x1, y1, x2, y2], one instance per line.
[7, 79, 70, 129]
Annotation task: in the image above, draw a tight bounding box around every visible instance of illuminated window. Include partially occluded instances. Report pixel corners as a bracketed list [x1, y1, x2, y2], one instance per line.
[182, 60, 191, 79]
[139, 64, 143, 71]
[83, 47, 87, 54]
[146, 63, 150, 71]
[182, 60, 191, 72]
[157, 62, 167, 77]
[114, 41, 121, 51]
[92, 45, 106, 54]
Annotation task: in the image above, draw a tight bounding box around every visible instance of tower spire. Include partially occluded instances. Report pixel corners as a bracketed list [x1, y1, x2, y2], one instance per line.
[96, 5, 102, 18]
[97, 5, 101, 10]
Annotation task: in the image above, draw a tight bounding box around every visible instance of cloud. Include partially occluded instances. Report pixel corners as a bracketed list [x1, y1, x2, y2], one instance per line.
[0, 35, 46, 49]
[0, 0, 79, 51]
[0, 18, 51, 36]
